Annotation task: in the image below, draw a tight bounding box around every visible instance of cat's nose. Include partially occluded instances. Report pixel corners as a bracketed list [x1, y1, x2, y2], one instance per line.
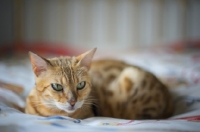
[68, 99, 76, 107]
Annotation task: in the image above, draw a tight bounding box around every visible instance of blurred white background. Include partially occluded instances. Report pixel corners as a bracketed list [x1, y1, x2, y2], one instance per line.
[0, 0, 200, 49]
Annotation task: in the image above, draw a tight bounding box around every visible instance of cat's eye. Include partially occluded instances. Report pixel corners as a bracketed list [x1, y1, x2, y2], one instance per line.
[51, 83, 63, 91]
[76, 81, 86, 90]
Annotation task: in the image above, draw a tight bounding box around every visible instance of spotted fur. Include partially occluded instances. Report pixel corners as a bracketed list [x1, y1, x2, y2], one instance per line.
[25, 48, 174, 119]
[90, 60, 174, 119]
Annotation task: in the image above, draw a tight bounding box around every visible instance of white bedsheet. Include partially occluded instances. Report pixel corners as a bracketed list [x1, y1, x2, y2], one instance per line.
[0, 47, 200, 132]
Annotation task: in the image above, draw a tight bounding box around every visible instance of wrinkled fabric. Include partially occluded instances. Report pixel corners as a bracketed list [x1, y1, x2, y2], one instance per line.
[0, 47, 200, 132]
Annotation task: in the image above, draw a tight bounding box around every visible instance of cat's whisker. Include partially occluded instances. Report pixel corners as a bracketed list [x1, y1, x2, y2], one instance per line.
[84, 102, 99, 108]
[30, 100, 55, 104]
[80, 107, 87, 115]
[86, 97, 98, 100]
[86, 99, 96, 101]
[83, 100, 99, 108]
[82, 104, 91, 109]
[82, 105, 93, 113]
[85, 98, 97, 101]
[87, 95, 97, 98]
[31, 100, 54, 104]
[33, 103, 55, 108]
[31, 100, 56, 108]
[84, 99, 98, 104]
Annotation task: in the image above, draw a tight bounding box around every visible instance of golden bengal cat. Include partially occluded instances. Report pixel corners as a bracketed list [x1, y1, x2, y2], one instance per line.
[25, 48, 174, 119]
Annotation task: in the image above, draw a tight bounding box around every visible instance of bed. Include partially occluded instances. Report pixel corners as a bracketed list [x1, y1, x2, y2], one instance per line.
[0, 42, 200, 132]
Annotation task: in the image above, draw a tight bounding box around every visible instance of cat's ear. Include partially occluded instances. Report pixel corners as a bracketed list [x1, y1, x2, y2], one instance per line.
[76, 48, 97, 69]
[29, 52, 50, 77]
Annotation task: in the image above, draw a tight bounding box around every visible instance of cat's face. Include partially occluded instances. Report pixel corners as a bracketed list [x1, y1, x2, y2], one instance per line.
[29, 48, 96, 113]
[36, 62, 91, 113]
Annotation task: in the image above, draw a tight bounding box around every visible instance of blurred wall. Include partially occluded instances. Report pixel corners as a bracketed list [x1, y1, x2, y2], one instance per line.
[0, 0, 13, 45]
[1, 0, 200, 48]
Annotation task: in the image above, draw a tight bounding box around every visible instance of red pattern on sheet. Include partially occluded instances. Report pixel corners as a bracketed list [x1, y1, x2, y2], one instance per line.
[172, 115, 200, 121]
[117, 120, 134, 126]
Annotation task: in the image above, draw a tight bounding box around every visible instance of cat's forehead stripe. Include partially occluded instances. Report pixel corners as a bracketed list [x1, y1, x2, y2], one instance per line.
[49, 57, 73, 67]
[61, 60, 69, 82]
[48, 57, 87, 86]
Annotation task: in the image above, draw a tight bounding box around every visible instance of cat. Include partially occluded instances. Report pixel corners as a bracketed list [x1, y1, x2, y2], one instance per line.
[25, 49, 96, 118]
[25, 48, 174, 119]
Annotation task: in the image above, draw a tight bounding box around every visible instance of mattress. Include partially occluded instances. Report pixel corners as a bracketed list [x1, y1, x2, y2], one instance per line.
[0, 43, 200, 132]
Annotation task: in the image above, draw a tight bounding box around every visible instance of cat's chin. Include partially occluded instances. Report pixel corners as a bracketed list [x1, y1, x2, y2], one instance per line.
[55, 101, 84, 114]
[56, 105, 77, 113]
[64, 108, 76, 113]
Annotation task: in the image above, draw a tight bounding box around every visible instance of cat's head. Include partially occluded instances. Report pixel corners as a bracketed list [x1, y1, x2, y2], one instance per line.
[29, 48, 96, 113]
